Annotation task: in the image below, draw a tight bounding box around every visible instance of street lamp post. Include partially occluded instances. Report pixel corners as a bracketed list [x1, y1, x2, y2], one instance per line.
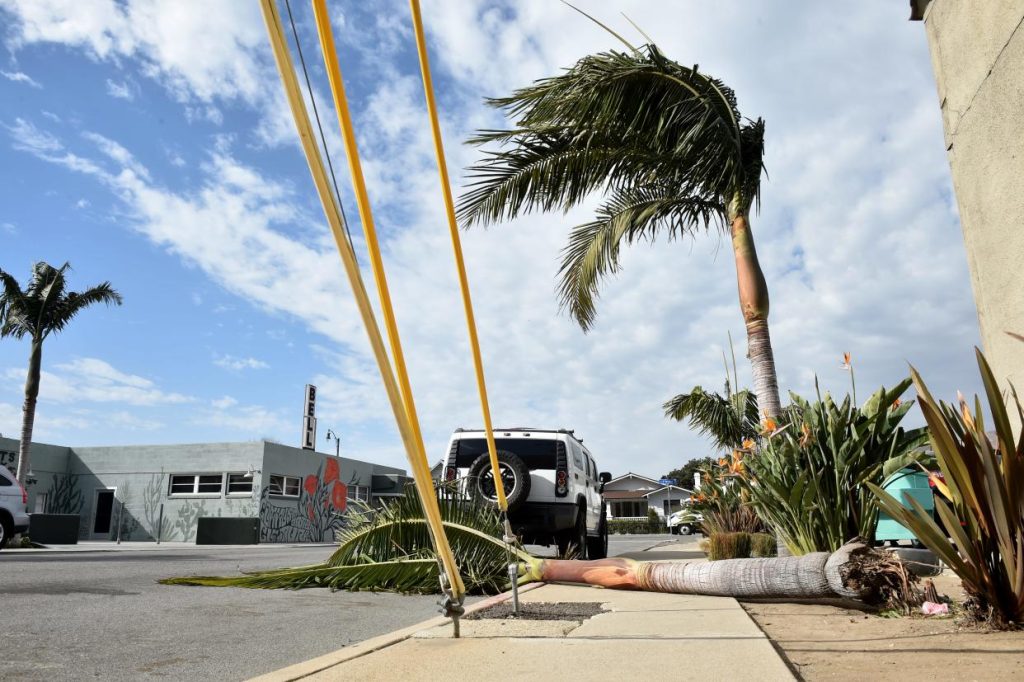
[326, 429, 341, 458]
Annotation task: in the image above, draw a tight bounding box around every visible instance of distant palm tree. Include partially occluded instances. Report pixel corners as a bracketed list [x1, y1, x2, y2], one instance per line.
[459, 43, 781, 418]
[0, 262, 122, 483]
[663, 386, 759, 452]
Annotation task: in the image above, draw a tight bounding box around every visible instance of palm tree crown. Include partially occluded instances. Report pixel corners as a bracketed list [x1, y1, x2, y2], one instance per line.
[458, 44, 765, 330]
[1, 262, 122, 342]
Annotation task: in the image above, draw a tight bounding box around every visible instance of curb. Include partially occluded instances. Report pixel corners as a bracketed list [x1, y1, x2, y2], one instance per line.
[248, 582, 546, 682]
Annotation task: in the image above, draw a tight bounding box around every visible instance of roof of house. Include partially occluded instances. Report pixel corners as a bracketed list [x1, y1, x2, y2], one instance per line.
[607, 472, 661, 486]
[643, 485, 693, 497]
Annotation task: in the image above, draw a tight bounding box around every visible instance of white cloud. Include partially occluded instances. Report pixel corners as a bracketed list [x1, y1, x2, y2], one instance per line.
[74, 198, 89, 209]
[1, 222, 15, 234]
[213, 355, 269, 371]
[1, 70, 41, 88]
[197, 398, 289, 436]
[105, 78, 134, 100]
[3, 0, 268, 105]
[2, 357, 193, 406]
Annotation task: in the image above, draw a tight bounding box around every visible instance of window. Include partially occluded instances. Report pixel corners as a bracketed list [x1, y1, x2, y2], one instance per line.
[454, 438, 557, 469]
[346, 485, 370, 502]
[268, 474, 300, 497]
[0, 472, 11, 486]
[570, 443, 584, 471]
[586, 455, 597, 480]
[169, 474, 224, 496]
[226, 473, 253, 496]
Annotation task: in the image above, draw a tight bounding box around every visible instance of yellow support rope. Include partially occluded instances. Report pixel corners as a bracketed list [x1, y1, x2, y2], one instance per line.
[407, 0, 509, 512]
[258, 0, 465, 603]
[307, 0, 465, 600]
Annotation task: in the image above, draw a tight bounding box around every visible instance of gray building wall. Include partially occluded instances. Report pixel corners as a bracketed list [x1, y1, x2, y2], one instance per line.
[1, 437, 406, 543]
[915, 1, 1024, 423]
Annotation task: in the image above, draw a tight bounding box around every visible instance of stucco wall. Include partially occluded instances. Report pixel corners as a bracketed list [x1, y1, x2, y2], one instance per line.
[921, 0, 1024, 419]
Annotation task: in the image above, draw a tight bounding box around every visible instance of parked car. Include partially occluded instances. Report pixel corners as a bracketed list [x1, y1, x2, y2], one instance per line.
[441, 427, 611, 559]
[0, 464, 30, 549]
[668, 509, 703, 536]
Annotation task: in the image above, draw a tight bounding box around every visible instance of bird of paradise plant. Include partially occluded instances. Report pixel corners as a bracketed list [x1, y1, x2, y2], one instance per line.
[869, 350, 1024, 627]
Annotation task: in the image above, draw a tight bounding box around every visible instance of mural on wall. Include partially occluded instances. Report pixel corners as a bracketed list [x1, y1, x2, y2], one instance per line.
[260, 458, 352, 543]
[0, 449, 16, 470]
[114, 480, 141, 540]
[44, 468, 85, 515]
[142, 473, 174, 541]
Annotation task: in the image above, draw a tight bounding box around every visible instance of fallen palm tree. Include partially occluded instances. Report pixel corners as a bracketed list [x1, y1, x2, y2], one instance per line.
[164, 488, 918, 611]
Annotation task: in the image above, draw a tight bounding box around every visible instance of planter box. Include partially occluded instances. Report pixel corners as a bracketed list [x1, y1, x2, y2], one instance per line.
[195, 517, 260, 545]
[29, 514, 80, 544]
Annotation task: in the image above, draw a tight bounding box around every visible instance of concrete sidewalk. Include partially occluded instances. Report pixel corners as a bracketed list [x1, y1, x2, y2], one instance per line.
[253, 544, 795, 682]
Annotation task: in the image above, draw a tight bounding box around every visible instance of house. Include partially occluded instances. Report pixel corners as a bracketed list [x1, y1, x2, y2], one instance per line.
[603, 472, 692, 521]
[0, 436, 407, 543]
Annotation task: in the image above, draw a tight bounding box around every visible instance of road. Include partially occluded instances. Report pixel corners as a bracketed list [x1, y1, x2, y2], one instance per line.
[1, 535, 687, 680]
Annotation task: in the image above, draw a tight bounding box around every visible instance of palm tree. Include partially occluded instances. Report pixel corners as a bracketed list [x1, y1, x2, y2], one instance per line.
[166, 487, 918, 611]
[458, 43, 781, 418]
[0, 262, 122, 484]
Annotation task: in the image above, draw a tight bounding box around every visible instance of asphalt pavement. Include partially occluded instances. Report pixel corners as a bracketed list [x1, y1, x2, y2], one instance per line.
[0, 535, 680, 681]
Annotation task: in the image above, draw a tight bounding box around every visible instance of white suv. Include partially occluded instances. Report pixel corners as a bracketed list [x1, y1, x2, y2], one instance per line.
[441, 428, 610, 559]
[0, 464, 30, 549]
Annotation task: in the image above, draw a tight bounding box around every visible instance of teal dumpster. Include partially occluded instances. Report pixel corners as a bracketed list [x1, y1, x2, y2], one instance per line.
[875, 468, 934, 543]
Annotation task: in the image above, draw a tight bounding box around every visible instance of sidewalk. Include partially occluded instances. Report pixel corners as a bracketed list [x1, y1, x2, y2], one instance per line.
[253, 544, 795, 682]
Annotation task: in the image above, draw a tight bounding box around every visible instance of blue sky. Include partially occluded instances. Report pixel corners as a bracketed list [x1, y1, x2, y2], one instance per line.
[0, 1, 983, 477]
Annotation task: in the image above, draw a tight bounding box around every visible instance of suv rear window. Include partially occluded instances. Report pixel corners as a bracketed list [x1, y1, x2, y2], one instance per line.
[455, 438, 557, 470]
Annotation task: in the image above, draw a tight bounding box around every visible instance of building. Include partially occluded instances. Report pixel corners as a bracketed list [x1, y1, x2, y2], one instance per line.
[910, 0, 1024, 427]
[0, 437, 407, 543]
[603, 472, 692, 521]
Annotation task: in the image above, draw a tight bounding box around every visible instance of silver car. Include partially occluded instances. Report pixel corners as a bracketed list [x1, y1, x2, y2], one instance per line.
[0, 464, 30, 549]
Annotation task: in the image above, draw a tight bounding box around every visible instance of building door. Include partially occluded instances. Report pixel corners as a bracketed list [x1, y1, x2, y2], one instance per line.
[92, 489, 115, 538]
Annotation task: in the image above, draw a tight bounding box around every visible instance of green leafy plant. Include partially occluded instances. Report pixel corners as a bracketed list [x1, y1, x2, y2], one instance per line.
[742, 379, 927, 555]
[868, 350, 1024, 627]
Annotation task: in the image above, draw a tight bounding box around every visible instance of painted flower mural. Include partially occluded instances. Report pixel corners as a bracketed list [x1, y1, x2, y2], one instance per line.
[260, 458, 354, 543]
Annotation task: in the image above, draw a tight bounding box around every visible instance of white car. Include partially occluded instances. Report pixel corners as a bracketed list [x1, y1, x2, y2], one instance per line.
[441, 428, 610, 559]
[0, 464, 30, 549]
[668, 509, 703, 536]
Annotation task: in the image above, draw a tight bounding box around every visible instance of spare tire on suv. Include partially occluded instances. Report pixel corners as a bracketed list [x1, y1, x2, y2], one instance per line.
[467, 451, 531, 512]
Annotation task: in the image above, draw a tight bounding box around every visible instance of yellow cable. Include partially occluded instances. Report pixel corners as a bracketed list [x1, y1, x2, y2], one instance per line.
[309, 0, 465, 598]
[259, 0, 464, 600]
[407, 0, 508, 512]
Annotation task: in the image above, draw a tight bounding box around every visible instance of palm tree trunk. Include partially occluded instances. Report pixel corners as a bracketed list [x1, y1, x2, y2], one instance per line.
[16, 339, 42, 485]
[729, 212, 781, 419]
[531, 541, 907, 603]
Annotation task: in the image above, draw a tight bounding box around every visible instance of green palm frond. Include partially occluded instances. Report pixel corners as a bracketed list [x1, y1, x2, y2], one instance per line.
[459, 43, 763, 331]
[162, 486, 536, 594]
[663, 386, 759, 450]
[0, 262, 122, 340]
[557, 185, 722, 330]
[161, 558, 441, 592]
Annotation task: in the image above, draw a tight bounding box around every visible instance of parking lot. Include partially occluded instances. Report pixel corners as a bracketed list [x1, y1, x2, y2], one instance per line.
[1, 535, 692, 680]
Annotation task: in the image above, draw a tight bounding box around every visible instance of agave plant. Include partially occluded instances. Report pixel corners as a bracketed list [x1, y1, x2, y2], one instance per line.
[742, 379, 928, 555]
[869, 350, 1024, 627]
[163, 487, 531, 594]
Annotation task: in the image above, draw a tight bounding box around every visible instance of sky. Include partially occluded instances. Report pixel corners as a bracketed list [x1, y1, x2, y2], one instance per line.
[0, 1, 983, 479]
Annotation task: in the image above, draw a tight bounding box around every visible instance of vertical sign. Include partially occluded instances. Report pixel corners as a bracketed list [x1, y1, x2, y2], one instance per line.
[302, 384, 317, 450]
[694, 472, 701, 490]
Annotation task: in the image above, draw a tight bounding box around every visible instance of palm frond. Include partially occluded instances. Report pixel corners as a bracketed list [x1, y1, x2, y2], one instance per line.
[557, 185, 722, 330]
[163, 486, 536, 595]
[161, 558, 441, 592]
[44, 283, 123, 337]
[663, 386, 758, 450]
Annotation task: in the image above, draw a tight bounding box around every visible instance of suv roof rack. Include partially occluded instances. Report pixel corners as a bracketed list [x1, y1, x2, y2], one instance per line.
[453, 427, 582, 441]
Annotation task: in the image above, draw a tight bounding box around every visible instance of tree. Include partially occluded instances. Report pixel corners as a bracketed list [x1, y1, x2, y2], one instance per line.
[664, 387, 760, 451]
[0, 262, 122, 483]
[458, 42, 781, 418]
[663, 456, 715, 490]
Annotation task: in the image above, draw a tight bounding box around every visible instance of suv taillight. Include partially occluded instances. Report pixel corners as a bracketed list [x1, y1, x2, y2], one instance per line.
[19, 481, 27, 505]
[445, 466, 457, 482]
[555, 441, 568, 497]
